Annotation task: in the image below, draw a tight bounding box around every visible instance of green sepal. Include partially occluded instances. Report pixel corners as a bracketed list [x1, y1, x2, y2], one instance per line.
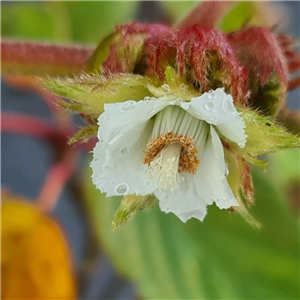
[112, 194, 158, 230]
[41, 74, 157, 119]
[68, 125, 98, 145]
[250, 75, 286, 117]
[86, 30, 145, 74]
[86, 32, 121, 74]
[148, 67, 201, 101]
[232, 108, 300, 164]
[224, 149, 260, 228]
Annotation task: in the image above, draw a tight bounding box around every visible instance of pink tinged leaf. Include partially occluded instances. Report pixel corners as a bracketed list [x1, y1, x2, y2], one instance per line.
[176, 1, 234, 29]
[1, 40, 93, 76]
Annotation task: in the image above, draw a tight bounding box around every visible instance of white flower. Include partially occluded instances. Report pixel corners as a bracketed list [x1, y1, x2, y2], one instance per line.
[91, 88, 247, 222]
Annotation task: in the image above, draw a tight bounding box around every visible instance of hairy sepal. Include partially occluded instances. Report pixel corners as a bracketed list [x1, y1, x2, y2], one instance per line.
[147, 66, 201, 100]
[112, 194, 158, 230]
[86, 22, 170, 75]
[228, 27, 288, 116]
[228, 109, 300, 163]
[147, 26, 249, 105]
[68, 125, 98, 145]
[41, 73, 156, 119]
[224, 148, 260, 228]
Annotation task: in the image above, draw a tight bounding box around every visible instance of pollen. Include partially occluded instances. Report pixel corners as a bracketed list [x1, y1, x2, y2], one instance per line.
[143, 132, 200, 175]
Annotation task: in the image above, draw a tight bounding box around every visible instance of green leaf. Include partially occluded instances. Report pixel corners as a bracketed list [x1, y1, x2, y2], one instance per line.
[1, 2, 138, 43]
[218, 1, 277, 32]
[161, 1, 199, 23]
[41, 74, 156, 118]
[62, 1, 138, 43]
[219, 1, 257, 32]
[1, 2, 72, 41]
[268, 150, 300, 187]
[233, 109, 300, 161]
[83, 161, 299, 299]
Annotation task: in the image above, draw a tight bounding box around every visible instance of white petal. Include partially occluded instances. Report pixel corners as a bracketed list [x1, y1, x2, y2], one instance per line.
[98, 97, 172, 150]
[193, 126, 239, 209]
[91, 123, 157, 197]
[155, 173, 207, 223]
[181, 88, 247, 147]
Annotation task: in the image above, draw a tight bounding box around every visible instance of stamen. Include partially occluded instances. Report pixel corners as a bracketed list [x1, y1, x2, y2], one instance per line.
[144, 132, 199, 174]
[144, 104, 209, 191]
[147, 143, 184, 191]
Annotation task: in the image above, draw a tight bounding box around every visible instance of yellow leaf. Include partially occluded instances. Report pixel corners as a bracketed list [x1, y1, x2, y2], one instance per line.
[1, 195, 77, 299]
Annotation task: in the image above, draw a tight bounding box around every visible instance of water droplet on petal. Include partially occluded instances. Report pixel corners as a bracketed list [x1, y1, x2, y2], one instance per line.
[120, 147, 129, 156]
[225, 168, 229, 176]
[165, 206, 170, 212]
[208, 90, 216, 99]
[145, 180, 151, 186]
[179, 83, 188, 91]
[144, 96, 151, 101]
[161, 84, 170, 92]
[103, 164, 112, 170]
[115, 183, 129, 195]
[204, 102, 214, 111]
[223, 198, 229, 205]
[222, 98, 236, 114]
[120, 100, 137, 112]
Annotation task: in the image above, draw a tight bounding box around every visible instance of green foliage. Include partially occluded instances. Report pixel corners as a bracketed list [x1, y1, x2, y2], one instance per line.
[1, 2, 71, 41]
[269, 150, 300, 189]
[62, 1, 137, 43]
[161, 1, 199, 23]
[1, 1, 137, 43]
[84, 163, 299, 299]
[219, 1, 257, 32]
[41, 74, 156, 118]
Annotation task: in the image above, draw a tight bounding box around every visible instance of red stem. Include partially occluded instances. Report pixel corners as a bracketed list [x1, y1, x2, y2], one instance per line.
[1, 40, 93, 76]
[1, 112, 95, 151]
[37, 152, 78, 213]
[1, 113, 61, 140]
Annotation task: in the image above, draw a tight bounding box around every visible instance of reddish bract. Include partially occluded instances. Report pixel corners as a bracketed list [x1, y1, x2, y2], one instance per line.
[227, 27, 288, 86]
[146, 25, 248, 104]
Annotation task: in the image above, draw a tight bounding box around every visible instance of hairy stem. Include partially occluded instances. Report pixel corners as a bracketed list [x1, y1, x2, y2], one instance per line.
[1, 40, 93, 77]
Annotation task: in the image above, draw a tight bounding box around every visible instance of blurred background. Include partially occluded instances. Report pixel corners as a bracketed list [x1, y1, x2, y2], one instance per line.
[1, 1, 299, 299]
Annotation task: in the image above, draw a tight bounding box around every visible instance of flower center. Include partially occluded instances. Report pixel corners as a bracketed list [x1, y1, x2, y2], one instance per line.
[143, 105, 209, 191]
[147, 143, 184, 191]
